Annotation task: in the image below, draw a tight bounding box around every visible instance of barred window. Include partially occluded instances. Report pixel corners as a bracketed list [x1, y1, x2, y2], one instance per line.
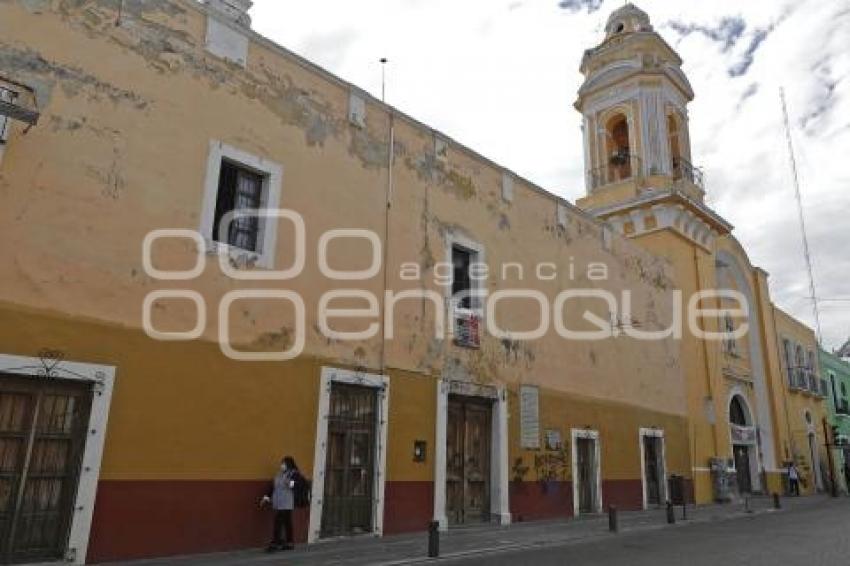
[212, 160, 264, 253]
[782, 339, 794, 385]
[452, 245, 474, 310]
[0, 87, 16, 143]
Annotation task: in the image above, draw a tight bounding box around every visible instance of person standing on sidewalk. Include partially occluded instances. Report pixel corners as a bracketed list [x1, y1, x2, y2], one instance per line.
[788, 461, 800, 496]
[261, 456, 300, 552]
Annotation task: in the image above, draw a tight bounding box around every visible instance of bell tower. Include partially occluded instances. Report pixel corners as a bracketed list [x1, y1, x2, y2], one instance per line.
[575, 4, 730, 250]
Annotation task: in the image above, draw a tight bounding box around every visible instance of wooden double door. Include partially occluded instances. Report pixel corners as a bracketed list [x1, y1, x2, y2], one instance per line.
[446, 397, 492, 525]
[0, 375, 92, 564]
[321, 383, 378, 538]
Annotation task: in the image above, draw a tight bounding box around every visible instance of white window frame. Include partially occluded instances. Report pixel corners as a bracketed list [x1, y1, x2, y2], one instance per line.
[0, 353, 116, 565]
[638, 428, 667, 509]
[571, 428, 602, 516]
[200, 140, 283, 269]
[308, 366, 389, 543]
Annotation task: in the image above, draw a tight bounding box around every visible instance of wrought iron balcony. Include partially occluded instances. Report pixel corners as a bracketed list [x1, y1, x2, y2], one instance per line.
[453, 309, 481, 349]
[808, 372, 819, 394]
[672, 157, 705, 190]
[587, 152, 641, 189]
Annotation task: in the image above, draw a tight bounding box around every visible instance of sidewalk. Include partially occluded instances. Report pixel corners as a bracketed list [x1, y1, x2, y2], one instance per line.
[113, 495, 830, 566]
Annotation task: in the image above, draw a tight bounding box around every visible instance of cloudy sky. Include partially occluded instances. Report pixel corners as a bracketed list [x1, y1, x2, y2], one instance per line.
[250, 0, 850, 351]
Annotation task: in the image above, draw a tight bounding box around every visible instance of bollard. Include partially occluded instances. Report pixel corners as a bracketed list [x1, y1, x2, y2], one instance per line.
[608, 505, 619, 533]
[666, 501, 675, 524]
[744, 497, 753, 514]
[428, 520, 440, 558]
[681, 502, 687, 521]
[772, 492, 781, 509]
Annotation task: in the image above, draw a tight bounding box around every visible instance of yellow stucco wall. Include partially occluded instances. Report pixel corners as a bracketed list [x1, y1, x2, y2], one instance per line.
[0, 0, 686, 416]
[772, 307, 830, 494]
[0, 0, 824, 507]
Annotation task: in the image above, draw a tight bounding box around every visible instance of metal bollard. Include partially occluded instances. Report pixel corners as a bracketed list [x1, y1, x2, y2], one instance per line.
[681, 502, 687, 521]
[428, 520, 440, 558]
[773, 492, 781, 509]
[608, 505, 619, 533]
[744, 497, 753, 514]
[666, 501, 675, 524]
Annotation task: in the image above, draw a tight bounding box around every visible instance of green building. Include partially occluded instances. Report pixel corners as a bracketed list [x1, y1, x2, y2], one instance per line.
[820, 344, 850, 492]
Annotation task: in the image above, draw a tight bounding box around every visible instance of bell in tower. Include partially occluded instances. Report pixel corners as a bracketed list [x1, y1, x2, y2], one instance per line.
[576, 4, 702, 199]
[575, 4, 730, 251]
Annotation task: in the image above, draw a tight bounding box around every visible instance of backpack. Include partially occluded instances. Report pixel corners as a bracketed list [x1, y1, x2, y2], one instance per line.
[292, 471, 312, 508]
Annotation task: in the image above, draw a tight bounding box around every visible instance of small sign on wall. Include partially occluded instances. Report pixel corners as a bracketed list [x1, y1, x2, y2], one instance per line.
[520, 385, 540, 449]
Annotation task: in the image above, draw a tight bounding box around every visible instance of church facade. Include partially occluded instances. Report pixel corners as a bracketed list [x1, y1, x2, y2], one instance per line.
[572, 4, 831, 505]
[0, 1, 830, 563]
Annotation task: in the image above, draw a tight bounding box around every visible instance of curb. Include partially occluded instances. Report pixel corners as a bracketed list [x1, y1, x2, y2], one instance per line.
[377, 507, 781, 565]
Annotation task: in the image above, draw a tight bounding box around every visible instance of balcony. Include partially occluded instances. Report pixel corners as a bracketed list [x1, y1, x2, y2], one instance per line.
[808, 372, 819, 394]
[837, 400, 850, 416]
[0, 83, 39, 127]
[453, 309, 481, 349]
[587, 152, 641, 190]
[672, 157, 705, 190]
[789, 369, 808, 391]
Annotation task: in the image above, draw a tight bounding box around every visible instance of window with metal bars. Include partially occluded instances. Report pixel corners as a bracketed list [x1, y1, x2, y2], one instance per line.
[212, 160, 265, 253]
[0, 87, 16, 144]
[452, 245, 474, 310]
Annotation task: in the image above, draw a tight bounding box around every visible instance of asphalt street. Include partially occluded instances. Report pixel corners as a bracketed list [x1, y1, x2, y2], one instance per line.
[443, 498, 850, 566]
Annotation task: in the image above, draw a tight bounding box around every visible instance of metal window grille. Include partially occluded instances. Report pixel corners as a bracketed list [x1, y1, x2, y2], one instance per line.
[212, 160, 264, 252]
[451, 245, 474, 310]
[0, 88, 16, 144]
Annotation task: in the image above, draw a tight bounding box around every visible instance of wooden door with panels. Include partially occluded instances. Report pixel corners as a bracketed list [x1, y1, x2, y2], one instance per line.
[446, 397, 491, 525]
[0, 375, 92, 565]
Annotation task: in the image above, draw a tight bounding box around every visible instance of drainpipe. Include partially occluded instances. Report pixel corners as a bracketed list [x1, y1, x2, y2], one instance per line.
[378, 112, 395, 374]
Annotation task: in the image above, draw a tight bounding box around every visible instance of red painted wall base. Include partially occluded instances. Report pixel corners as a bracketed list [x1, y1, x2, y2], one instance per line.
[86, 478, 662, 562]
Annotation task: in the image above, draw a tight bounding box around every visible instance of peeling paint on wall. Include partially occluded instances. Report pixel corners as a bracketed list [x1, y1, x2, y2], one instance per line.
[0, 44, 149, 109]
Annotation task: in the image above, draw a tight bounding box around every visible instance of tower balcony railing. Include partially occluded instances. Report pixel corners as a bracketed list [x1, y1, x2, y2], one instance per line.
[587, 153, 641, 190]
[672, 157, 705, 190]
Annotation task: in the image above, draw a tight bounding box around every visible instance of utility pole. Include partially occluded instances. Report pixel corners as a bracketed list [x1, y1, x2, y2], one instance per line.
[379, 57, 388, 102]
[780, 88, 822, 344]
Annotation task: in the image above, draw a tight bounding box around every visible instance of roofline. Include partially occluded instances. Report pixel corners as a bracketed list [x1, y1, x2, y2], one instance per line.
[184, 0, 595, 223]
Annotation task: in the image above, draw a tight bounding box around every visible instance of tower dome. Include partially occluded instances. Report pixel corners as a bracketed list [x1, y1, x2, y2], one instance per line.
[604, 3, 653, 38]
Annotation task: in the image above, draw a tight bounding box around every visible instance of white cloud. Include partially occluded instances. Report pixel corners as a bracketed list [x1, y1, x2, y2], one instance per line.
[249, 0, 850, 349]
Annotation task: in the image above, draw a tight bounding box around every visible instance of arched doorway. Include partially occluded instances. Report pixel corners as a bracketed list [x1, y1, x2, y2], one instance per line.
[729, 395, 758, 494]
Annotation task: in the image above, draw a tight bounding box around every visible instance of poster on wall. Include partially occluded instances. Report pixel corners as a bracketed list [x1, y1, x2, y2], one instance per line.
[520, 385, 540, 449]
